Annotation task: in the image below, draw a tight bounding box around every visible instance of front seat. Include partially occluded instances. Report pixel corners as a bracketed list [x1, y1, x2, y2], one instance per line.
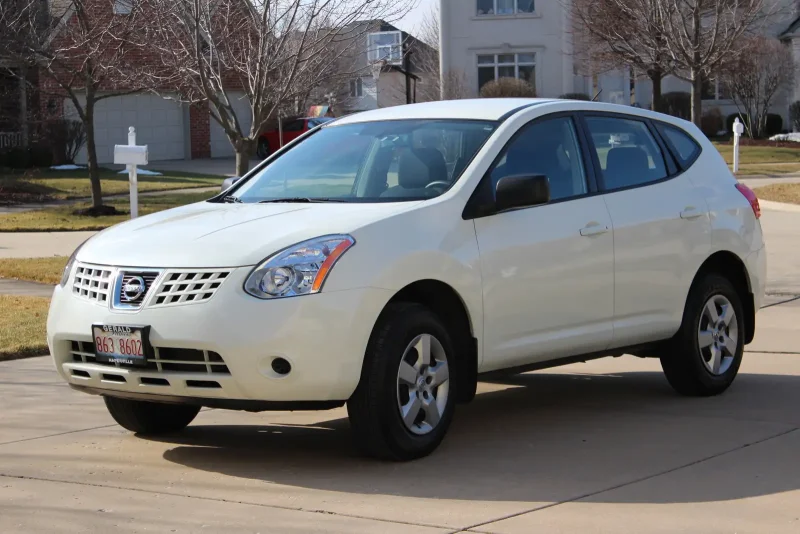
[380, 148, 448, 198]
[604, 146, 651, 190]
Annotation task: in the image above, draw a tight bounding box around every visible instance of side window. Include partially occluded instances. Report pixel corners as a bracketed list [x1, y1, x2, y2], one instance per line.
[584, 116, 668, 191]
[490, 117, 587, 201]
[284, 119, 305, 132]
[656, 123, 701, 168]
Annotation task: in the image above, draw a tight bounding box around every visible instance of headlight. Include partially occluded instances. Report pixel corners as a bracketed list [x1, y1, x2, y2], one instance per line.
[244, 235, 355, 299]
[60, 240, 86, 287]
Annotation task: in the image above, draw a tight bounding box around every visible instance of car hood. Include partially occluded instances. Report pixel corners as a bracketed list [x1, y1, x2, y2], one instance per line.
[78, 201, 420, 268]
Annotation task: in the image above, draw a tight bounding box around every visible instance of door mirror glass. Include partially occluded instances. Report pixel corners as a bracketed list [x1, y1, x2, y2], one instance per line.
[495, 174, 550, 212]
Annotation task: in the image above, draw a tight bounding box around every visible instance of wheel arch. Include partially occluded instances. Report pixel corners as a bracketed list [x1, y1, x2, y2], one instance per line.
[689, 251, 755, 344]
[380, 279, 478, 404]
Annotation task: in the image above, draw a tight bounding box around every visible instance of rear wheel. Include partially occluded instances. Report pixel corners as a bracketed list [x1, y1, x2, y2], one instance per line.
[347, 303, 456, 461]
[256, 138, 271, 159]
[104, 396, 200, 435]
[661, 274, 745, 396]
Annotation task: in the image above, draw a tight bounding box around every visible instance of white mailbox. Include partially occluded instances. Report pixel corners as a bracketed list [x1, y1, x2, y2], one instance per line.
[114, 144, 148, 166]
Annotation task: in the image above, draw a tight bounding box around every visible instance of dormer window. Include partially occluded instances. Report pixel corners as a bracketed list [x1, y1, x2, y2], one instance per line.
[477, 0, 535, 16]
[368, 31, 403, 65]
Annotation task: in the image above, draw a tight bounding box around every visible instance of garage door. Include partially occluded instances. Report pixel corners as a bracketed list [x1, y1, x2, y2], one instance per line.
[67, 93, 185, 164]
[210, 91, 253, 158]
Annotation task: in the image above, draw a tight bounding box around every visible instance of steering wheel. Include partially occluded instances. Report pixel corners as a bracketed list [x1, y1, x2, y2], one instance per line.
[425, 181, 450, 190]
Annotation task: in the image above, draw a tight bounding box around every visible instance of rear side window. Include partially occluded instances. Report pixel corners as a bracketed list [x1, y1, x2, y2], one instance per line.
[584, 116, 668, 191]
[656, 123, 701, 167]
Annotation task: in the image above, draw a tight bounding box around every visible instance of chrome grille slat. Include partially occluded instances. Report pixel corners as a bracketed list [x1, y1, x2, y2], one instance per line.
[150, 269, 231, 307]
[72, 265, 113, 304]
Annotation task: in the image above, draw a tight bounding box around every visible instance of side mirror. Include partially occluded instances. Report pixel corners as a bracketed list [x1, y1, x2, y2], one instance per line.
[221, 176, 242, 192]
[495, 174, 550, 212]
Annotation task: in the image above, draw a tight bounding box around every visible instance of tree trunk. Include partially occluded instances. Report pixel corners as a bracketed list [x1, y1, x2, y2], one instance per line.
[650, 67, 663, 113]
[84, 95, 103, 209]
[235, 139, 254, 177]
[690, 70, 702, 127]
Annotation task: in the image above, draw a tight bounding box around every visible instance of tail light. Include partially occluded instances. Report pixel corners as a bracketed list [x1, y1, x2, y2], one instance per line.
[735, 183, 761, 219]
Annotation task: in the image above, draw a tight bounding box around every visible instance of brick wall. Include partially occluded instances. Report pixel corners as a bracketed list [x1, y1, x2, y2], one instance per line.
[189, 103, 211, 159]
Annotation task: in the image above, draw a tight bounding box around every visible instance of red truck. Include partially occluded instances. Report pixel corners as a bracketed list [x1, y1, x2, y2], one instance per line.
[256, 117, 335, 159]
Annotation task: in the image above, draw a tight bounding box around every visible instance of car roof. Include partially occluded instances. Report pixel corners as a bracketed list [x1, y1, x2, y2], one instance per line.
[332, 99, 558, 124]
[329, 98, 700, 135]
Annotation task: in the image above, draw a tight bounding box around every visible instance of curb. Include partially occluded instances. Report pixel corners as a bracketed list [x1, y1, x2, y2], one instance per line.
[0, 351, 49, 363]
[759, 199, 800, 213]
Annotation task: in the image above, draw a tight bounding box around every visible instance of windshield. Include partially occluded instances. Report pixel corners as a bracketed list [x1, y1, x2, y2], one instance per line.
[230, 119, 497, 203]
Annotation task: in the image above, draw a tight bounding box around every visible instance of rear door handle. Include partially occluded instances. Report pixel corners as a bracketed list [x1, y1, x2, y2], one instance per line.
[680, 207, 704, 220]
[580, 223, 609, 237]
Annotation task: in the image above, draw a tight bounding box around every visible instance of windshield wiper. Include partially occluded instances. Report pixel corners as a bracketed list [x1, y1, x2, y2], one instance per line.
[221, 196, 242, 203]
[258, 197, 347, 203]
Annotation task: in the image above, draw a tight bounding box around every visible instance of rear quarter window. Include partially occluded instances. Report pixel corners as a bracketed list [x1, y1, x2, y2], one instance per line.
[656, 123, 701, 168]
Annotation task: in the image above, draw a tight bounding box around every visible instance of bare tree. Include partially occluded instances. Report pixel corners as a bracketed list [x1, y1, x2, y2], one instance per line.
[0, 0, 153, 214]
[570, 0, 671, 112]
[145, 0, 413, 177]
[655, 0, 768, 127]
[414, 3, 467, 101]
[722, 36, 794, 138]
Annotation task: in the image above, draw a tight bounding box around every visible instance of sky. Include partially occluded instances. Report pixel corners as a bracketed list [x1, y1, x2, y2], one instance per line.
[395, 0, 436, 34]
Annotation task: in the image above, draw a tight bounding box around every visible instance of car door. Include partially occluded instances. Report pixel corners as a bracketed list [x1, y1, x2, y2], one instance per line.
[471, 114, 615, 372]
[581, 113, 711, 347]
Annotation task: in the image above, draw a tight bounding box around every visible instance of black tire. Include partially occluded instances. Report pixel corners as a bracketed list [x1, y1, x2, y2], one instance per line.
[661, 274, 745, 396]
[256, 138, 270, 159]
[347, 303, 457, 461]
[103, 396, 200, 435]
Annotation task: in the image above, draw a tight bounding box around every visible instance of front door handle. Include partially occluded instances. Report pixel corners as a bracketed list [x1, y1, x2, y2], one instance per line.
[580, 223, 609, 237]
[680, 206, 704, 220]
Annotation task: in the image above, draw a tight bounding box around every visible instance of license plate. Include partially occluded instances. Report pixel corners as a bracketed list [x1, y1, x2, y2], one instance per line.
[92, 324, 151, 367]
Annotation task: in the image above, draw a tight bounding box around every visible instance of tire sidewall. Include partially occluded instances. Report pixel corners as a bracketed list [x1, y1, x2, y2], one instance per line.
[683, 275, 746, 390]
[376, 307, 458, 458]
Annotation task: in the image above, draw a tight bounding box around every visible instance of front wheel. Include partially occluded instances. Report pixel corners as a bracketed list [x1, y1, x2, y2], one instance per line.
[104, 396, 200, 435]
[661, 274, 745, 396]
[347, 303, 456, 461]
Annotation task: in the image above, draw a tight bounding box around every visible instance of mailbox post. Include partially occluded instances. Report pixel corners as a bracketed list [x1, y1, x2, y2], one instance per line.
[113, 127, 148, 219]
[732, 117, 744, 174]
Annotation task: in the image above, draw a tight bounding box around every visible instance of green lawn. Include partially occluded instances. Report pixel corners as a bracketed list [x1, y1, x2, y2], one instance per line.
[0, 191, 214, 231]
[0, 295, 50, 360]
[713, 142, 800, 165]
[1, 167, 223, 202]
[753, 183, 800, 205]
[0, 257, 68, 285]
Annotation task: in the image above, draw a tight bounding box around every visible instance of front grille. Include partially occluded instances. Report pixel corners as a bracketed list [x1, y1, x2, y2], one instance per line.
[72, 265, 113, 304]
[69, 340, 230, 374]
[150, 270, 231, 307]
[113, 271, 160, 310]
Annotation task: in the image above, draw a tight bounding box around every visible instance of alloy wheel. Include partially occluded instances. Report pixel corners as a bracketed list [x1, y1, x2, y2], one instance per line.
[697, 294, 738, 376]
[396, 333, 450, 435]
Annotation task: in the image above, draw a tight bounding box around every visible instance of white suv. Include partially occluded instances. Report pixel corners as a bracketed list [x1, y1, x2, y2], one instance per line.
[48, 99, 765, 460]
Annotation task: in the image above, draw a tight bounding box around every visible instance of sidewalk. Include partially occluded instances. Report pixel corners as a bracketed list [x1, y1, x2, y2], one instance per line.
[0, 278, 53, 298]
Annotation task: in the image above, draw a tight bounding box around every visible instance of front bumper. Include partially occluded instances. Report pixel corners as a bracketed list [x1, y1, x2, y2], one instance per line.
[48, 266, 393, 405]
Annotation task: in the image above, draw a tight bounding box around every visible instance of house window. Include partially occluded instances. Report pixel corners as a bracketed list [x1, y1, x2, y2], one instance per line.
[368, 31, 403, 65]
[477, 53, 536, 90]
[350, 77, 363, 98]
[114, 0, 134, 15]
[701, 78, 729, 101]
[477, 0, 535, 16]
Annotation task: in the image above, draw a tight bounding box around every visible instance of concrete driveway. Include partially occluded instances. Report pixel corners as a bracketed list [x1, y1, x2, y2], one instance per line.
[2, 316, 799, 533]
